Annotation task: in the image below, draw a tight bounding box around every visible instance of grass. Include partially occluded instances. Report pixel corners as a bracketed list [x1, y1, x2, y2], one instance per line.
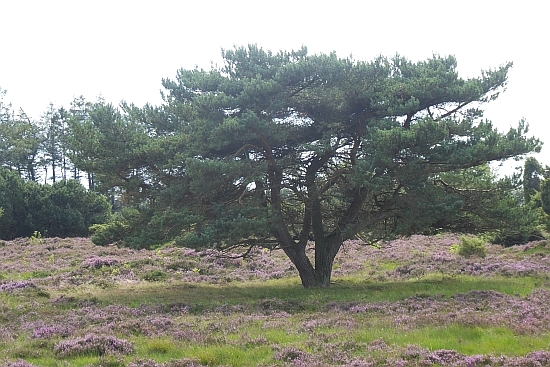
[185, 345, 273, 366]
[522, 241, 550, 255]
[87, 274, 540, 310]
[355, 325, 550, 356]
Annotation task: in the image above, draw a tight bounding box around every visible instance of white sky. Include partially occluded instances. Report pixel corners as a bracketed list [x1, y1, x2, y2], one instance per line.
[1, 0, 547, 171]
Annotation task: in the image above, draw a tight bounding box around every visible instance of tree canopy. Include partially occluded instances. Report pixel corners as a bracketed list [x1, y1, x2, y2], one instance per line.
[74, 45, 541, 287]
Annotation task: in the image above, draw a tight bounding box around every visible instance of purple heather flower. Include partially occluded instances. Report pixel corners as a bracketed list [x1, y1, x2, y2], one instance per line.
[53, 333, 134, 357]
[0, 280, 36, 292]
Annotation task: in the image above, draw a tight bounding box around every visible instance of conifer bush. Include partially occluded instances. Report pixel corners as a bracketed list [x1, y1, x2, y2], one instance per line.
[451, 236, 488, 258]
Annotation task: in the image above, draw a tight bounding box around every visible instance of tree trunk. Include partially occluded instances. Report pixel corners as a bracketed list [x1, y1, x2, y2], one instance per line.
[52, 161, 56, 183]
[280, 236, 343, 288]
[315, 247, 334, 287]
[314, 234, 343, 287]
[292, 248, 318, 288]
[88, 172, 95, 191]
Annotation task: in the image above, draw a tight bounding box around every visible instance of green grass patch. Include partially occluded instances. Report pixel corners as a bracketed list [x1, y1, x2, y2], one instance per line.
[87, 274, 542, 311]
[132, 339, 273, 366]
[26, 270, 52, 279]
[186, 345, 273, 367]
[378, 260, 401, 271]
[26, 355, 108, 367]
[355, 324, 550, 356]
[522, 241, 550, 255]
[144, 338, 178, 355]
[141, 269, 168, 282]
[255, 327, 309, 344]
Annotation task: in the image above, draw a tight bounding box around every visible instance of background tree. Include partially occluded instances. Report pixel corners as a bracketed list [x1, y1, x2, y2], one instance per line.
[436, 164, 544, 246]
[0, 87, 10, 121]
[69, 98, 195, 247]
[522, 157, 550, 232]
[67, 98, 152, 195]
[81, 46, 541, 287]
[0, 108, 43, 180]
[523, 157, 544, 205]
[541, 180, 550, 219]
[25, 179, 112, 237]
[0, 167, 111, 239]
[66, 96, 101, 188]
[41, 103, 73, 183]
[0, 167, 31, 238]
[1, 88, 44, 181]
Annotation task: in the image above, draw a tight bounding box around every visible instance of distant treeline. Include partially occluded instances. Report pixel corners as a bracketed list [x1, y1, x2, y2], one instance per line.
[0, 91, 114, 239]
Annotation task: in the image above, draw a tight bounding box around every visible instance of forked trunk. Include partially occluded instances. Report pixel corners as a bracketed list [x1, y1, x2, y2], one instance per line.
[283, 235, 343, 288]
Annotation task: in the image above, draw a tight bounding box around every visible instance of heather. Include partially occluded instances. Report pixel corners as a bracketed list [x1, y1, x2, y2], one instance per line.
[1, 234, 550, 366]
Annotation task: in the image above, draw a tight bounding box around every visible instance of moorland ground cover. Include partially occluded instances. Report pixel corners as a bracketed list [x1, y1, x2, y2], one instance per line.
[1, 234, 550, 366]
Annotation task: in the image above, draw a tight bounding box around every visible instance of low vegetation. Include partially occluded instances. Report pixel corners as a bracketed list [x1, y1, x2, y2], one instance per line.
[1, 234, 550, 366]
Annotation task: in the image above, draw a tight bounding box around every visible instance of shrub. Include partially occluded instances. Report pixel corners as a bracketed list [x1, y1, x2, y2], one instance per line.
[29, 231, 43, 246]
[491, 228, 545, 247]
[166, 259, 198, 271]
[90, 221, 129, 246]
[141, 270, 168, 282]
[30, 270, 51, 279]
[451, 236, 487, 258]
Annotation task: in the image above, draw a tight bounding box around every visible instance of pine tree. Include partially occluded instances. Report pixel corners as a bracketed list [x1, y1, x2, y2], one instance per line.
[83, 46, 541, 287]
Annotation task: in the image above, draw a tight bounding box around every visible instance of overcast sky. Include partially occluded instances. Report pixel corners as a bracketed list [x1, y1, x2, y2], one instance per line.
[1, 0, 547, 171]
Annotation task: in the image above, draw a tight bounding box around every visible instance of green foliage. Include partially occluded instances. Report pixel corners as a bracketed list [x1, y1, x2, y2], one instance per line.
[515, 157, 550, 234]
[524, 157, 543, 204]
[90, 207, 188, 249]
[31, 270, 51, 278]
[145, 338, 176, 354]
[0, 167, 111, 239]
[0, 110, 43, 181]
[451, 236, 487, 258]
[541, 179, 550, 217]
[40, 104, 71, 183]
[437, 165, 545, 246]
[26, 179, 112, 237]
[66, 99, 152, 195]
[491, 222, 545, 247]
[90, 220, 129, 246]
[141, 270, 168, 282]
[30, 231, 43, 245]
[0, 167, 33, 238]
